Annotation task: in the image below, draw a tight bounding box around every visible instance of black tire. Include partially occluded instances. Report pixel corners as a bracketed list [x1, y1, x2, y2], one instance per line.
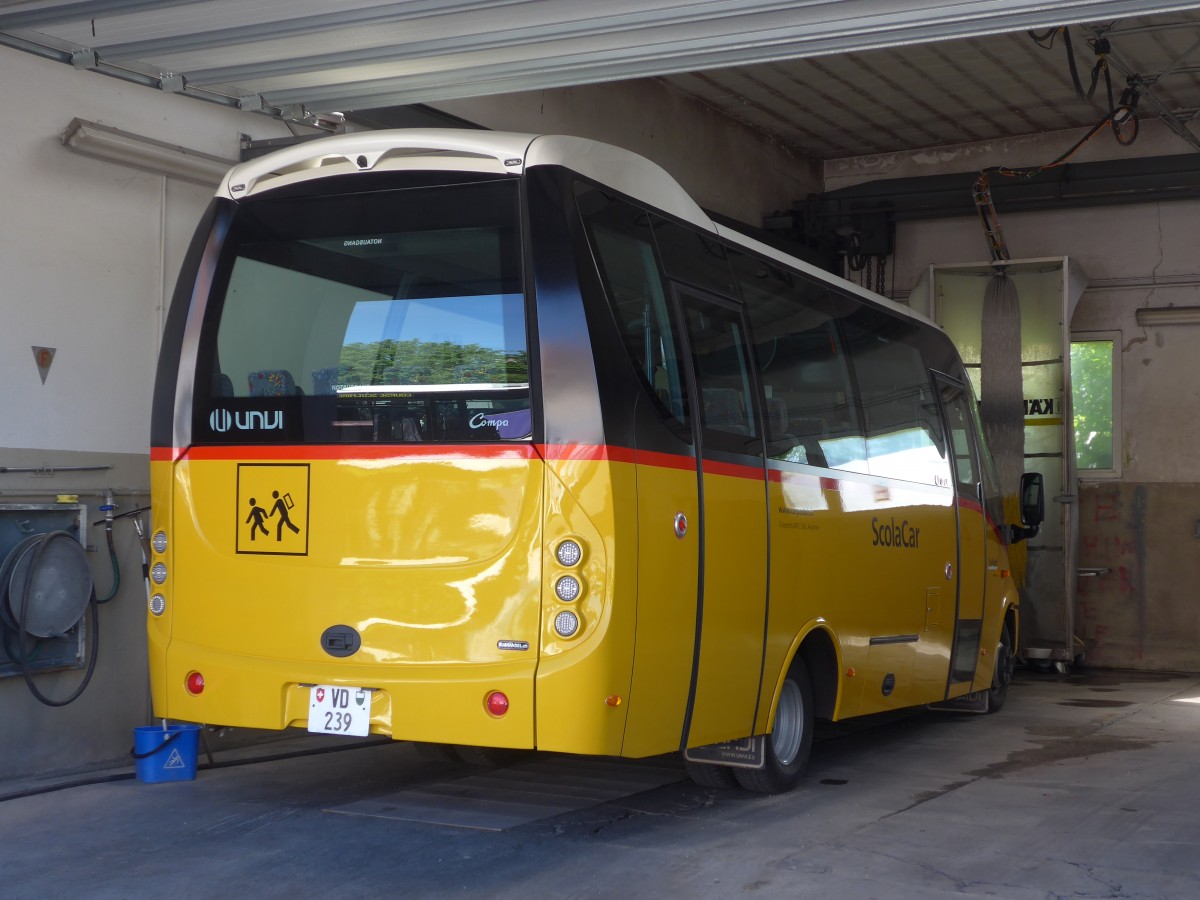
[411, 742, 458, 763]
[987, 622, 1015, 713]
[684, 758, 741, 789]
[734, 661, 814, 794]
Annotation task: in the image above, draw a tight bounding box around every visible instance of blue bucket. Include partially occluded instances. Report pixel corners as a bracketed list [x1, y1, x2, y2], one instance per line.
[132, 724, 201, 783]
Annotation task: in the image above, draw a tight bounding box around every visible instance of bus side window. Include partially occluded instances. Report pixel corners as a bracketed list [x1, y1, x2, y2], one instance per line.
[842, 312, 953, 488]
[679, 298, 760, 456]
[651, 217, 738, 297]
[734, 255, 864, 472]
[940, 382, 982, 495]
[576, 184, 689, 428]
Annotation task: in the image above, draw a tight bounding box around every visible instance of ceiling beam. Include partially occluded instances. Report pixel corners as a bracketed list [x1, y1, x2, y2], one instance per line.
[1079, 22, 1200, 153]
[8, 0, 1200, 116]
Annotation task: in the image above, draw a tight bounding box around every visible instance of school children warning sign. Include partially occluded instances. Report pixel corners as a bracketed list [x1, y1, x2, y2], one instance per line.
[236, 463, 310, 556]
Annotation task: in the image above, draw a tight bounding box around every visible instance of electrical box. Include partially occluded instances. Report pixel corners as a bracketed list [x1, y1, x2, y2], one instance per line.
[0, 504, 88, 678]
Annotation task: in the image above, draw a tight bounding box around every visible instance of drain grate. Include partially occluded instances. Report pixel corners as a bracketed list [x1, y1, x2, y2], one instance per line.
[327, 754, 683, 831]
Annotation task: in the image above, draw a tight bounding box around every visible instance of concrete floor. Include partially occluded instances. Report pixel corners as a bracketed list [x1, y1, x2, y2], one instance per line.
[3, 669, 1199, 899]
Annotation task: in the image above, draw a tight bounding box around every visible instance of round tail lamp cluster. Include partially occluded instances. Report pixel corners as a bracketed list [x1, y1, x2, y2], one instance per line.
[551, 538, 587, 639]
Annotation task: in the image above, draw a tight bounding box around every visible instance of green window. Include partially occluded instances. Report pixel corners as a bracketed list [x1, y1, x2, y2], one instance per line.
[1070, 336, 1118, 475]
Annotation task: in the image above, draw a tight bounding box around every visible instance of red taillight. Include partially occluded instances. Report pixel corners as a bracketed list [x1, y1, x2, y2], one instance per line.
[485, 691, 509, 717]
[185, 671, 205, 695]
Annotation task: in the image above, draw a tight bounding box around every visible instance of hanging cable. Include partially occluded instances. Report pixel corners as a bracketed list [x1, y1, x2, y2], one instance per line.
[973, 170, 1011, 262]
[1027, 27, 1060, 50]
[973, 103, 1139, 260]
[1029, 26, 1141, 150]
[1061, 27, 1113, 102]
[96, 491, 120, 603]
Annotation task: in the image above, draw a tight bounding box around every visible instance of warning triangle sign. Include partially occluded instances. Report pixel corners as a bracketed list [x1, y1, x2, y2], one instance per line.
[31, 346, 56, 384]
[163, 748, 186, 769]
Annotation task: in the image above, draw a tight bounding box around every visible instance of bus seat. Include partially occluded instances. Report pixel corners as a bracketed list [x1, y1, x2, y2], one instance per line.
[766, 396, 791, 442]
[311, 367, 339, 395]
[703, 387, 750, 434]
[398, 416, 423, 441]
[248, 369, 298, 397]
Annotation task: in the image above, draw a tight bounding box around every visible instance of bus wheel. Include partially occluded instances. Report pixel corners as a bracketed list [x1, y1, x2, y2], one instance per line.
[987, 623, 1015, 713]
[684, 759, 740, 789]
[412, 742, 458, 763]
[734, 662, 813, 794]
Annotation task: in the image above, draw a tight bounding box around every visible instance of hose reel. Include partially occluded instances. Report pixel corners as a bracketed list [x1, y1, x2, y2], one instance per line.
[1, 531, 93, 637]
[0, 529, 98, 707]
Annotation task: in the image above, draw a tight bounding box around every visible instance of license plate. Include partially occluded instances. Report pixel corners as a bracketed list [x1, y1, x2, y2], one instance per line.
[308, 685, 372, 736]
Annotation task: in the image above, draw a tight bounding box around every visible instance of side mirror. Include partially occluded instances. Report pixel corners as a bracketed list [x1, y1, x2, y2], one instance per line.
[1021, 472, 1045, 527]
[1009, 472, 1045, 543]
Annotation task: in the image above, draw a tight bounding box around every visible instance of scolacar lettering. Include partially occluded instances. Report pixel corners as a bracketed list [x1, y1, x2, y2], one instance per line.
[871, 516, 920, 549]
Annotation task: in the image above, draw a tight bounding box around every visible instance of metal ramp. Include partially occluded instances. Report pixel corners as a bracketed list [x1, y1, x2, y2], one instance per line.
[327, 754, 684, 831]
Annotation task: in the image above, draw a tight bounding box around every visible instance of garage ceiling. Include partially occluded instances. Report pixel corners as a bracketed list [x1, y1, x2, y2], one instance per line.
[3, 0, 1200, 160]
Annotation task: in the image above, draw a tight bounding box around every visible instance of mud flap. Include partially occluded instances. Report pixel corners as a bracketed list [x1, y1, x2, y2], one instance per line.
[683, 735, 766, 769]
[928, 690, 989, 714]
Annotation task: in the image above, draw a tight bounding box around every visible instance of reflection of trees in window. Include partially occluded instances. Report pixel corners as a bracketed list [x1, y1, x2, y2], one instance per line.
[338, 340, 529, 387]
[1070, 340, 1114, 470]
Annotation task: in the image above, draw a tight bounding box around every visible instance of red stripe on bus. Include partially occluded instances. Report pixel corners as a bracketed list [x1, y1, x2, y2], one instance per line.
[631, 448, 695, 471]
[161, 444, 539, 462]
[701, 458, 765, 481]
[154, 442, 656, 465]
[156, 442, 836, 489]
[958, 496, 983, 515]
[536, 443, 635, 464]
[956, 495, 1010, 543]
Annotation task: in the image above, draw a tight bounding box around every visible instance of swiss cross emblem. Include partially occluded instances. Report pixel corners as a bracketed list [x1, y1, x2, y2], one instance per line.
[315, 688, 325, 702]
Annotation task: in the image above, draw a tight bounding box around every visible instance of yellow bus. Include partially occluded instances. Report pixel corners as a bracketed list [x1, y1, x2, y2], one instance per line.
[149, 130, 1043, 793]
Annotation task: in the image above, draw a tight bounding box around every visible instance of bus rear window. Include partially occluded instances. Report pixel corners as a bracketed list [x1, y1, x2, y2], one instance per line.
[194, 179, 530, 443]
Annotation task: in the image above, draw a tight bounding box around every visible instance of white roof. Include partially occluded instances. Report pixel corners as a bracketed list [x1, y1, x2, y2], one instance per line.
[219, 127, 930, 325]
[218, 128, 712, 231]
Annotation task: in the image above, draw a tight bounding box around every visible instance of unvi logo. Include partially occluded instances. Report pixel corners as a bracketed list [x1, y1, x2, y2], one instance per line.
[210, 409, 283, 432]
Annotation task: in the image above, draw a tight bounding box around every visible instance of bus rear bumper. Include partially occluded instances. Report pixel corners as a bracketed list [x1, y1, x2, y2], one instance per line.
[155, 640, 537, 749]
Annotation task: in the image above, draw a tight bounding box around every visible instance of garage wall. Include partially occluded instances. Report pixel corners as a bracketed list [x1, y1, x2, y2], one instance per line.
[434, 78, 822, 226]
[0, 50, 299, 781]
[825, 121, 1200, 672]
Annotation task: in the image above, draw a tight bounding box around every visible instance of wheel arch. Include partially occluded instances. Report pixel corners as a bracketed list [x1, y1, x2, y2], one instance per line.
[1001, 593, 1019, 652]
[768, 622, 841, 728]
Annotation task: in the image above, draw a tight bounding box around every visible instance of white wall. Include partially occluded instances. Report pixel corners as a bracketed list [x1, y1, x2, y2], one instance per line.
[0, 49, 299, 781]
[0, 52, 300, 458]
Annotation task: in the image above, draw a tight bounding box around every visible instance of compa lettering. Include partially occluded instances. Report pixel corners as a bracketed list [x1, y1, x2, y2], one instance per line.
[469, 413, 510, 429]
[871, 516, 920, 549]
